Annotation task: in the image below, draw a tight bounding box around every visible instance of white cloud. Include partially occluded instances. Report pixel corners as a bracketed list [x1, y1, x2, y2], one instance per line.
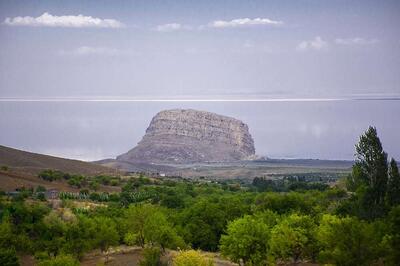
[210, 18, 283, 28]
[296, 36, 328, 51]
[155, 23, 192, 32]
[3, 12, 124, 28]
[59, 46, 134, 56]
[335, 37, 379, 45]
[155, 18, 282, 32]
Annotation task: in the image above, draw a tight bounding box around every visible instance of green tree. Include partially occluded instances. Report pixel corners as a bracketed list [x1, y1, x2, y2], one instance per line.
[386, 158, 400, 206]
[384, 206, 400, 265]
[220, 211, 278, 265]
[63, 216, 96, 259]
[351, 126, 388, 219]
[160, 190, 185, 209]
[179, 199, 226, 251]
[39, 212, 67, 257]
[144, 214, 185, 250]
[125, 204, 158, 247]
[346, 163, 364, 192]
[125, 204, 184, 250]
[317, 214, 380, 266]
[269, 214, 318, 264]
[93, 217, 119, 262]
[254, 192, 314, 215]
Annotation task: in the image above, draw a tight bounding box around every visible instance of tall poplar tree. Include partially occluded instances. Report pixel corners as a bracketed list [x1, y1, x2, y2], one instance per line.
[353, 126, 388, 218]
[387, 158, 400, 206]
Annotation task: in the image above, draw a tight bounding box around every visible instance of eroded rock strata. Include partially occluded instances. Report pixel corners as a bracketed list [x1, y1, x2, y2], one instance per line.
[117, 109, 255, 163]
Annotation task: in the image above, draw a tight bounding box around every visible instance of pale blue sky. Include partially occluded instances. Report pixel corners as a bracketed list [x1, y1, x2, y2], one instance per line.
[1, 0, 399, 98]
[0, 1, 399, 160]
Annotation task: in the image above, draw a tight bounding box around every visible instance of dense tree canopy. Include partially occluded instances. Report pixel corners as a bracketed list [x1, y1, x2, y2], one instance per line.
[0, 126, 399, 265]
[317, 214, 381, 266]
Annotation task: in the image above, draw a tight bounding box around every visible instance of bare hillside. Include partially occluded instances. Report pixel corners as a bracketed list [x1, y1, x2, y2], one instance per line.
[0, 145, 118, 175]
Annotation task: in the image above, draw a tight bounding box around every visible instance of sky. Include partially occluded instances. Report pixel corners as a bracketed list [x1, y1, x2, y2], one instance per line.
[0, 0, 399, 161]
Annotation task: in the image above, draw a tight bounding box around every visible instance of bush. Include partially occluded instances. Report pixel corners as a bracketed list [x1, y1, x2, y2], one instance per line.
[124, 232, 138, 246]
[38, 170, 64, 182]
[37, 254, 79, 266]
[139, 247, 163, 266]
[0, 248, 19, 266]
[110, 179, 120, 186]
[67, 175, 86, 188]
[89, 181, 99, 191]
[36, 193, 46, 201]
[173, 250, 214, 266]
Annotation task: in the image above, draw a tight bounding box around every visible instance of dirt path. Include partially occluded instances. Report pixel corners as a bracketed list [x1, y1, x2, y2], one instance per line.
[81, 246, 238, 266]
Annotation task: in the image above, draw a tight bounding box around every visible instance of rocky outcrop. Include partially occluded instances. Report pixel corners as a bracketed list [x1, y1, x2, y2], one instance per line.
[117, 109, 255, 163]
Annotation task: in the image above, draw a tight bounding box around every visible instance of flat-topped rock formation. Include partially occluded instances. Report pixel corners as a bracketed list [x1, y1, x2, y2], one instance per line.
[117, 109, 255, 163]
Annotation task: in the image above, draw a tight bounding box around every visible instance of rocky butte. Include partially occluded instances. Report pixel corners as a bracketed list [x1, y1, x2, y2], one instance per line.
[117, 109, 255, 164]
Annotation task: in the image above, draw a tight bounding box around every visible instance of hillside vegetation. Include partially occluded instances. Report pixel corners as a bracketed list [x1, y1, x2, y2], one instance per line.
[0, 127, 399, 266]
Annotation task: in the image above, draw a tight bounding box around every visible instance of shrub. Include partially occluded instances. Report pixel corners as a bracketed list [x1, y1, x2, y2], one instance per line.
[36, 193, 46, 201]
[0, 248, 19, 266]
[89, 181, 99, 191]
[139, 247, 163, 266]
[173, 250, 214, 266]
[110, 179, 120, 186]
[37, 254, 79, 266]
[38, 170, 64, 182]
[124, 232, 138, 246]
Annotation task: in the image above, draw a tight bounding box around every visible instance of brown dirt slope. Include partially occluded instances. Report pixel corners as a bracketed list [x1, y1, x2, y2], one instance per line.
[0, 145, 118, 175]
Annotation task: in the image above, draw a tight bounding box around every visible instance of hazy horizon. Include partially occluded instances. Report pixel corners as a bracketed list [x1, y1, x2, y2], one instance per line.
[1, 99, 399, 162]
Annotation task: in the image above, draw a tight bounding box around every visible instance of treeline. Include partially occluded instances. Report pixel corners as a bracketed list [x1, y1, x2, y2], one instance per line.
[220, 208, 400, 265]
[252, 177, 329, 192]
[2, 186, 398, 265]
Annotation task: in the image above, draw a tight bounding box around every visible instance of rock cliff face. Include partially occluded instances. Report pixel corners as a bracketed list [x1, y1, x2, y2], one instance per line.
[117, 109, 255, 163]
